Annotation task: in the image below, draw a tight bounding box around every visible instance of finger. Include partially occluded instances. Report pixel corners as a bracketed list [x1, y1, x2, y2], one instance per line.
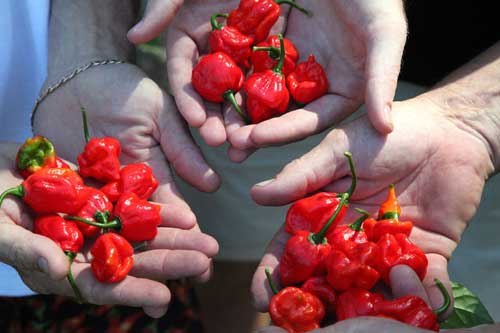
[251, 227, 290, 312]
[199, 103, 227, 147]
[191, 260, 213, 284]
[127, 0, 184, 44]
[0, 223, 69, 280]
[143, 305, 169, 319]
[423, 253, 454, 318]
[224, 92, 252, 150]
[147, 227, 219, 257]
[389, 265, 430, 304]
[227, 145, 256, 163]
[158, 202, 197, 229]
[329, 316, 429, 333]
[254, 327, 287, 333]
[166, 29, 207, 127]
[131, 249, 211, 281]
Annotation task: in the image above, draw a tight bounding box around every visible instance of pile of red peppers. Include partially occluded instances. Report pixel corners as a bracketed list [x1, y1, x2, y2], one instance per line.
[0, 109, 161, 302]
[191, 0, 329, 124]
[266, 152, 451, 332]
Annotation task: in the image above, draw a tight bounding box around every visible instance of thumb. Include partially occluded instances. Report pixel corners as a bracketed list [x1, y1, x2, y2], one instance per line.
[0, 223, 69, 280]
[127, 0, 184, 44]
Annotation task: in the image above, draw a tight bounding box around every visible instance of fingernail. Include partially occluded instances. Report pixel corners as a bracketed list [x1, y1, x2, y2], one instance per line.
[384, 105, 394, 131]
[37, 257, 49, 274]
[128, 20, 144, 35]
[255, 179, 275, 187]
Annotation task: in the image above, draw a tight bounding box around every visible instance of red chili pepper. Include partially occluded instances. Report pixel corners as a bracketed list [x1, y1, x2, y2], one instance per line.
[245, 34, 290, 123]
[335, 288, 384, 321]
[55, 157, 71, 169]
[77, 108, 121, 183]
[363, 184, 413, 242]
[251, 35, 299, 76]
[227, 0, 311, 44]
[90, 232, 134, 283]
[15, 136, 57, 178]
[266, 269, 325, 333]
[34, 214, 84, 302]
[286, 54, 329, 104]
[74, 188, 113, 237]
[209, 13, 254, 68]
[100, 163, 158, 202]
[192, 52, 247, 121]
[376, 233, 428, 284]
[68, 192, 161, 242]
[301, 276, 336, 316]
[285, 152, 357, 235]
[0, 168, 89, 214]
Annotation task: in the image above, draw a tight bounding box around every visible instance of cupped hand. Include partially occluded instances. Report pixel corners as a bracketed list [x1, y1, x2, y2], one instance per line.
[226, 0, 407, 162]
[250, 95, 495, 314]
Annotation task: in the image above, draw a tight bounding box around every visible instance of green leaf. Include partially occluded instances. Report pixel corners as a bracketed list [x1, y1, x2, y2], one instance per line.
[440, 282, 494, 329]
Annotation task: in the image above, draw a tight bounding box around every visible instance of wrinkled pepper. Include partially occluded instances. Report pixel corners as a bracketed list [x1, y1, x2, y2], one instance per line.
[301, 276, 336, 316]
[227, 0, 311, 43]
[100, 163, 158, 202]
[266, 269, 324, 333]
[244, 34, 290, 123]
[0, 168, 89, 214]
[15, 136, 57, 178]
[77, 108, 121, 183]
[192, 52, 247, 121]
[90, 232, 134, 283]
[251, 35, 299, 76]
[363, 184, 413, 242]
[73, 188, 113, 237]
[209, 13, 254, 68]
[336, 288, 384, 321]
[286, 54, 329, 104]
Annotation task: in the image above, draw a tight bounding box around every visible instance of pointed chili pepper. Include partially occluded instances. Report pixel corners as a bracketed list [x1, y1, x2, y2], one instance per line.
[266, 268, 324, 333]
[0, 168, 90, 214]
[67, 192, 161, 242]
[363, 184, 413, 242]
[285, 152, 357, 236]
[192, 52, 247, 121]
[74, 188, 113, 237]
[100, 163, 158, 202]
[336, 288, 384, 321]
[301, 276, 336, 316]
[251, 35, 299, 76]
[15, 136, 57, 179]
[34, 214, 84, 302]
[227, 0, 312, 43]
[376, 233, 428, 284]
[286, 54, 329, 104]
[209, 13, 254, 68]
[77, 108, 121, 183]
[90, 232, 134, 283]
[245, 34, 290, 123]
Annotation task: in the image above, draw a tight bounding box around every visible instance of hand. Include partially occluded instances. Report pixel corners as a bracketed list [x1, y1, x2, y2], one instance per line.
[250, 94, 495, 313]
[226, 0, 407, 162]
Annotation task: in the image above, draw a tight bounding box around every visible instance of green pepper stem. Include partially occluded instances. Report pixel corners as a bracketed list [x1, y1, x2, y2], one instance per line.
[210, 13, 228, 30]
[275, 0, 312, 16]
[311, 192, 349, 244]
[224, 90, 248, 123]
[434, 278, 451, 317]
[349, 208, 371, 231]
[265, 268, 279, 295]
[65, 251, 84, 304]
[344, 152, 357, 198]
[0, 185, 25, 206]
[252, 46, 281, 59]
[380, 211, 399, 220]
[65, 215, 120, 230]
[273, 34, 286, 75]
[81, 107, 90, 143]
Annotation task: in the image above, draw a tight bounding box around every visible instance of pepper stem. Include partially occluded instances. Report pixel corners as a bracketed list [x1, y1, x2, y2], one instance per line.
[252, 46, 281, 59]
[265, 268, 279, 295]
[0, 185, 25, 206]
[310, 192, 349, 245]
[65, 251, 84, 304]
[349, 208, 371, 231]
[65, 215, 120, 230]
[434, 278, 451, 317]
[223, 90, 248, 123]
[81, 107, 90, 143]
[273, 34, 286, 75]
[344, 152, 357, 199]
[210, 13, 228, 30]
[275, 0, 313, 17]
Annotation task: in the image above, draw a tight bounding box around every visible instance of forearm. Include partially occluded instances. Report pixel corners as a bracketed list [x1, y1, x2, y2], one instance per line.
[47, 0, 139, 79]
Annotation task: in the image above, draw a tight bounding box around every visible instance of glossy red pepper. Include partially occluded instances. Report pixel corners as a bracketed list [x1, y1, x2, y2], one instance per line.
[15, 136, 57, 178]
[363, 184, 413, 242]
[286, 54, 329, 104]
[74, 188, 113, 237]
[0, 168, 89, 214]
[227, 0, 311, 43]
[336, 288, 384, 321]
[77, 109, 121, 183]
[55, 157, 71, 169]
[266, 269, 324, 333]
[251, 35, 299, 76]
[209, 13, 254, 68]
[90, 232, 134, 283]
[192, 52, 247, 121]
[376, 233, 428, 284]
[100, 163, 158, 202]
[245, 34, 290, 123]
[301, 276, 336, 316]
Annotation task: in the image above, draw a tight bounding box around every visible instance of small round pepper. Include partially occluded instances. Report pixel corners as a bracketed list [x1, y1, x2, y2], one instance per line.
[286, 54, 329, 104]
[251, 35, 299, 76]
[15, 136, 57, 179]
[90, 232, 134, 283]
